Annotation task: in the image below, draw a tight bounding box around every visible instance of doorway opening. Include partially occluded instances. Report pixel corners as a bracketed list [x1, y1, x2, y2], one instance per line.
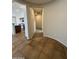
[33, 8, 44, 33]
[12, 2, 29, 39]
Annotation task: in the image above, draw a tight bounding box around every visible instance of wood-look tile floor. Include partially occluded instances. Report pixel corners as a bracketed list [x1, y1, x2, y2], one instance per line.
[12, 32, 67, 59]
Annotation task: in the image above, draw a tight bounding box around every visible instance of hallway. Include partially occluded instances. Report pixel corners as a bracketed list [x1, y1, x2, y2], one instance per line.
[12, 32, 66, 59]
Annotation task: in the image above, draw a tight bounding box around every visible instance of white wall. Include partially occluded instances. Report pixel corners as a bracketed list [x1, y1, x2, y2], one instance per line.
[43, 0, 67, 46]
[35, 15, 42, 30]
[27, 7, 35, 38]
[12, 17, 16, 35]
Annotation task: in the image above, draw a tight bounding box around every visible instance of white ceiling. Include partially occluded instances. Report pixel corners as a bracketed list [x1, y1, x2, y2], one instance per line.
[26, 0, 53, 4]
[13, 0, 54, 5]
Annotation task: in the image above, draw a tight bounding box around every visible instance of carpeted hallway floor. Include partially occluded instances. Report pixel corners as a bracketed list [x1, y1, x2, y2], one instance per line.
[12, 32, 67, 59]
